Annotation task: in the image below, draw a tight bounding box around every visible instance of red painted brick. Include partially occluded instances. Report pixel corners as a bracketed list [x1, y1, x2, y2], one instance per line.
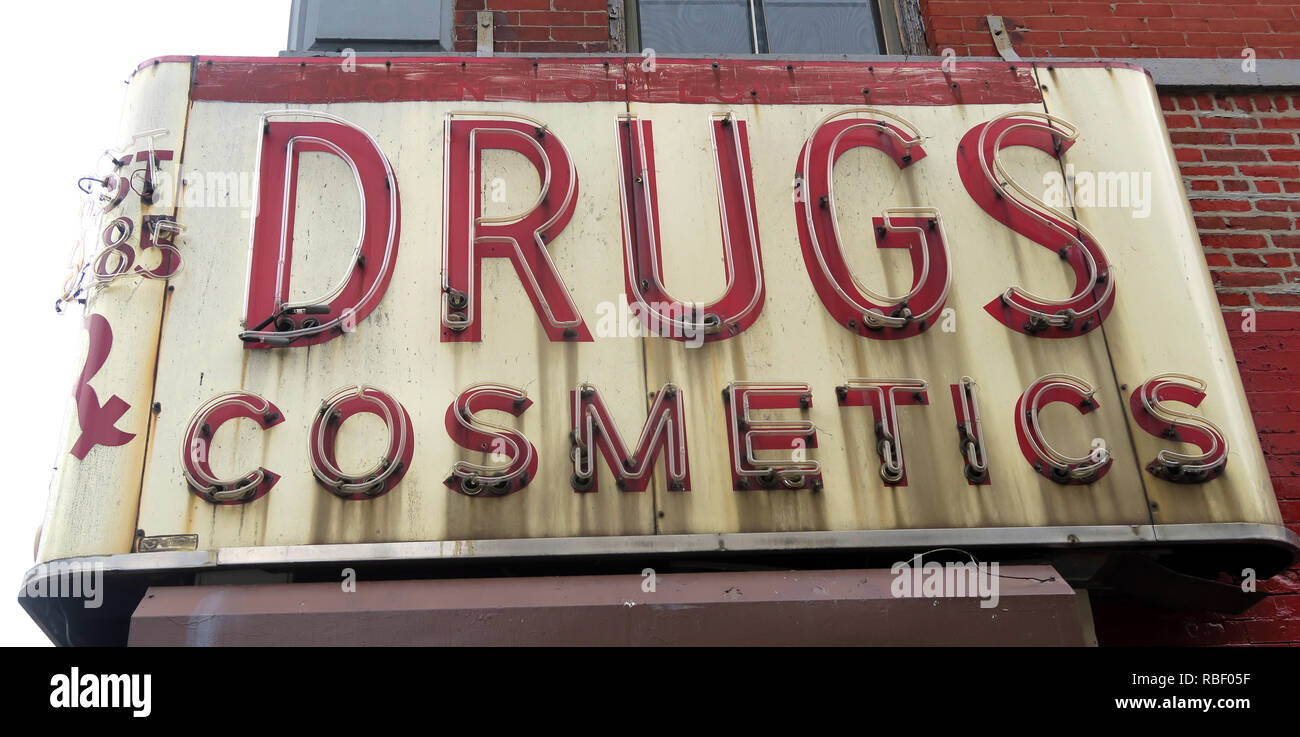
[1231, 252, 1281, 267]
[1202, 148, 1268, 162]
[1119, 4, 1174, 18]
[489, 0, 550, 9]
[1059, 31, 1127, 45]
[551, 0, 605, 9]
[1190, 198, 1252, 212]
[1157, 46, 1217, 58]
[1230, 311, 1300, 331]
[1235, 132, 1296, 145]
[516, 11, 593, 26]
[1259, 200, 1300, 212]
[1148, 18, 1212, 33]
[1241, 164, 1300, 178]
[551, 26, 608, 42]
[494, 25, 551, 41]
[1274, 477, 1300, 500]
[1184, 32, 1249, 48]
[1034, 16, 1102, 32]
[1232, 332, 1300, 351]
[1252, 289, 1300, 307]
[926, 1, 994, 14]
[1181, 165, 1236, 177]
[1253, 412, 1300, 434]
[514, 40, 599, 52]
[1251, 5, 1300, 21]
[1224, 215, 1294, 230]
[1171, 130, 1229, 145]
[1200, 116, 1263, 129]
[1262, 417, 1300, 444]
[1217, 291, 1251, 307]
[1140, 31, 1198, 47]
[1214, 271, 1283, 287]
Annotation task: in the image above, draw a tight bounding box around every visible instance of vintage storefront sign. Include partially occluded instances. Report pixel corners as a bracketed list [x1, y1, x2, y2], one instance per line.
[37, 57, 1294, 571]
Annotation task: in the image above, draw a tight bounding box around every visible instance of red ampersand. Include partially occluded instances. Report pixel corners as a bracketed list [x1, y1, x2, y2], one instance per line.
[70, 314, 135, 459]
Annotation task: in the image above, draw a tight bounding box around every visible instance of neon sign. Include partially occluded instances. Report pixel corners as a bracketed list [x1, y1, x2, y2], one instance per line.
[157, 105, 1237, 500]
[39, 57, 1293, 586]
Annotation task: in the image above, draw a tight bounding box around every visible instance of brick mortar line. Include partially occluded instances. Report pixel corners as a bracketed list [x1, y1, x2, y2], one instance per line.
[1164, 120, 1300, 125]
[1186, 193, 1300, 199]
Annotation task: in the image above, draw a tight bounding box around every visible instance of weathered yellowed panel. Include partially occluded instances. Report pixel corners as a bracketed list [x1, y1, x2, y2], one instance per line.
[135, 100, 654, 548]
[635, 101, 1150, 534]
[1038, 65, 1279, 526]
[38, 61, 191, 561]
[38, 60, 1285, 564]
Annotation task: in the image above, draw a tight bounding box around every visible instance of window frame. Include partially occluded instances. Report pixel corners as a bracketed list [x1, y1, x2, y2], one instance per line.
[624, 0, 926, 57]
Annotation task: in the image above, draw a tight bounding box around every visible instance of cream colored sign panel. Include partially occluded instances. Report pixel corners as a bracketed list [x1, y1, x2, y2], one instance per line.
[37, 58, 1284, 564]
[1036, 67, 1277, 527]
[39, 61, 191, 561]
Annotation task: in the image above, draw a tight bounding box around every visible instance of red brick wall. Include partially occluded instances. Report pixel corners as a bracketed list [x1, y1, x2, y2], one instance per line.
[453, 0, 610, 54]
[1163, 92, 1300, 309]
[922, 0, 1300, 59]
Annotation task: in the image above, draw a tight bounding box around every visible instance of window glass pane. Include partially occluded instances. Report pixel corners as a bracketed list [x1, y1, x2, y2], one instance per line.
[763, 0, 883, 54]
[638, 0, 754, 54]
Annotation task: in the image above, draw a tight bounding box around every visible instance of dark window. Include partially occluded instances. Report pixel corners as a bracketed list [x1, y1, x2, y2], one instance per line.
[637, 0, 885, 55]
[286, 0, 451, 54]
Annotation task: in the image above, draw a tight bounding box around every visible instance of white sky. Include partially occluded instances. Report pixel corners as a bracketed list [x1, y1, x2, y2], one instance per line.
[0, 1, 290, 645]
